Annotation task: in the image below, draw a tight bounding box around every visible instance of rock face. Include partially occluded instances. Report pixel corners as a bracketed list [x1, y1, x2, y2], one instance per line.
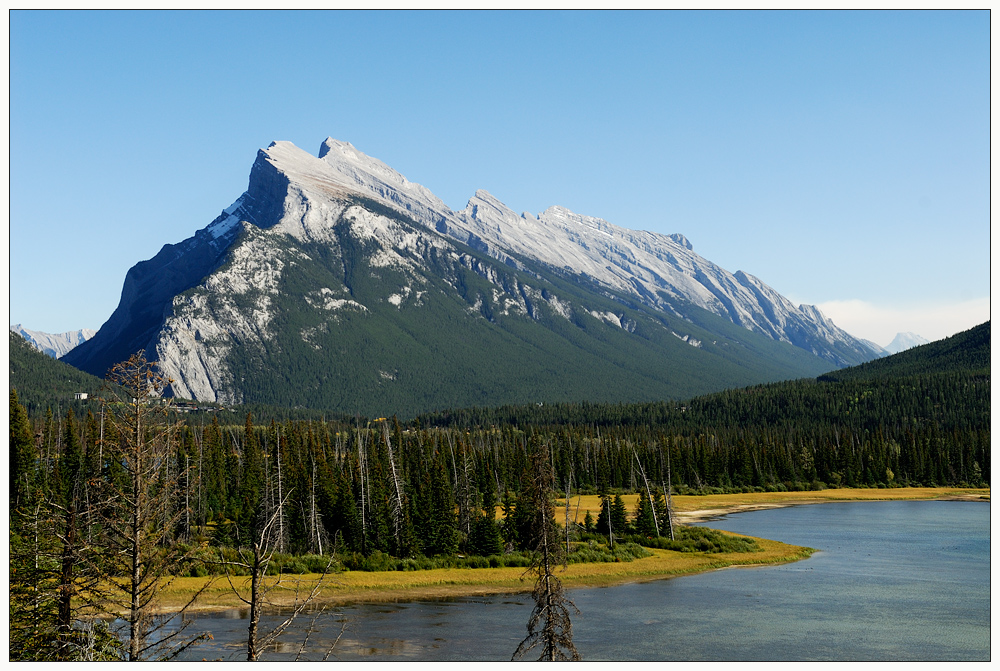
[10, 324, 96, 359]
[62, 138, 883, 414]
[308, 139, 882, 368]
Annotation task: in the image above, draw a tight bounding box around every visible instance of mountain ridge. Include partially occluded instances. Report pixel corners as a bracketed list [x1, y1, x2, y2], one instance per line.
[306, 138, 884, 366]
[9, 324, 96, 359]
[62, 138, 883, 416]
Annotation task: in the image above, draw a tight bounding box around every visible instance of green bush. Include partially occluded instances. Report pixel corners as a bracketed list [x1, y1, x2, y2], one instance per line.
[625, 526, 760, 554]
[281, 561, 309, 574]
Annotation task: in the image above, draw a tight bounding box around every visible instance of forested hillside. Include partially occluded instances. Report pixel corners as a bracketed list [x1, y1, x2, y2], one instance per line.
[12, 322, 989, 557]
[818, 321, 989, 381]
[9, 331, 104, 416]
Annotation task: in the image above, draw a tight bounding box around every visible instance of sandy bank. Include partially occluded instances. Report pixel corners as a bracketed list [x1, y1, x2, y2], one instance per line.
[669, 486, 989, 524]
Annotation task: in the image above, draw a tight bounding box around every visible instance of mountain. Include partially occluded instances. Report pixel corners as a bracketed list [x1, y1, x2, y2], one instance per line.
[884, 331, 930, 354]
[10, 324, 96, 359]
[63, 138, 881, 417]
[418, 322, 990, 438]
[311, 139, 881, 366]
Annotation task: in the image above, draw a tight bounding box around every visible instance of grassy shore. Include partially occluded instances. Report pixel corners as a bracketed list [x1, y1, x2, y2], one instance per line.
[151, 486, 987, 614]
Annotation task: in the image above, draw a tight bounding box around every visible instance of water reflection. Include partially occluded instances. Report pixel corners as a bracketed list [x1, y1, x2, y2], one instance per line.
[174, 501, 988, 661]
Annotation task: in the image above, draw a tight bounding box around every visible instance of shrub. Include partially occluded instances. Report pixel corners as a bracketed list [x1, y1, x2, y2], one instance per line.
[625, 526, 761, 554]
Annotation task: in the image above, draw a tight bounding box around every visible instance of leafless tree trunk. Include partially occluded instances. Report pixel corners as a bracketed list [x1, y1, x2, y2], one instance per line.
[512, 439, 580, 662]
[381, 421, 406, 550]
[632, 444, 660, 537]
[662, 442, 675, 541]
[98, 353, 210, 661]
[217, 491, 339, 661]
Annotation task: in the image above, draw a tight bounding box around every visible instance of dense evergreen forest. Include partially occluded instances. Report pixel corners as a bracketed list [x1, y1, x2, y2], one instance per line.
[8, 332, 104, 416]
[8, 322, 989, 659]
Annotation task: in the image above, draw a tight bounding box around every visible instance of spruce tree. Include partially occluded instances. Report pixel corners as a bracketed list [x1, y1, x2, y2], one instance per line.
[10, 388, 36, 508]
[633, 489, 657, 537]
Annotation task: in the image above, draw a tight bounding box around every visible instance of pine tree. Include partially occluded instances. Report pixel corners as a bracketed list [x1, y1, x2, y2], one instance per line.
[633, 489, 657, 537]
[467, 485, 503, 556]
[10, 388, 36, 509]
[237, 413, 264, 545]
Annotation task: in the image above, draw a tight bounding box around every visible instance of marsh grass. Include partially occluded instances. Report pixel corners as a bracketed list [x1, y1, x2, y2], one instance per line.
[136, 531, 810, 614]
[105, 486, 985, 615]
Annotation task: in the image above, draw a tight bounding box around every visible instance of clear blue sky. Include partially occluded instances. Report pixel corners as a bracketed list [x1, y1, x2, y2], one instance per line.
[9, 10, 990, 346]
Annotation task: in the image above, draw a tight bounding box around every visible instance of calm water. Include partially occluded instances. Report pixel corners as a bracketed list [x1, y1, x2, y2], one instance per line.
[175, 500, 990, 661]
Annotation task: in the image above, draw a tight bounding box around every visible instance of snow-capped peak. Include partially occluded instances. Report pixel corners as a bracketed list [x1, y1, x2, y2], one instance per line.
[885, 332, 930, 354]
[216, 138, 882, 367]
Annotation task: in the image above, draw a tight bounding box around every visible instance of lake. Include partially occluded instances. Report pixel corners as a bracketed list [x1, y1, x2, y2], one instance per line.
[175, 499, 990, 661]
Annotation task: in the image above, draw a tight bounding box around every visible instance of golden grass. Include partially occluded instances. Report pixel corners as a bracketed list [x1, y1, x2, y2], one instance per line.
[557, 486, 990, 524]
[151, 534, 813, 613]
[138, 486, 985, 614]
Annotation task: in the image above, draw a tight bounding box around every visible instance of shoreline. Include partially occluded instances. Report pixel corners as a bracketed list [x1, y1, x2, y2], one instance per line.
[156, 536, 815, 615]
[670, 486, 989, 524]
[149, 487, 987, 615]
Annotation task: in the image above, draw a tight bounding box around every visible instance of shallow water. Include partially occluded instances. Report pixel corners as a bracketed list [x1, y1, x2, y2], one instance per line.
[174, 499, 990, 661]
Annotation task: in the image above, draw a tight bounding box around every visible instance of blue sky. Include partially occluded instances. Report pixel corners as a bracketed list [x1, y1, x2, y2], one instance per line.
[9, 10, 990, 346]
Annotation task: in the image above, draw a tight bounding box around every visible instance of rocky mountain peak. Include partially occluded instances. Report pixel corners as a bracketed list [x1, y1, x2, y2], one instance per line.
[10, 324, 96, 359]
[885, 332, 930, 354]
[465, 190, 522, 226]
[317, 137, 354, 159]
[64, 137, 884, 406]
[311, 138, 448, 214]
[668, 233, 693, 251]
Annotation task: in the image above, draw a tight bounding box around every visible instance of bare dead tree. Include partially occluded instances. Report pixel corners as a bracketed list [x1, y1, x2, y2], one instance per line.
[293, 605, 348, 662]
[380, 421, 407, 551]
[512, 438, 581, 662]
[632, 444, 660, 537]
[564, 471, 573, 557]
[216, 489, 338, 661]
[97, 352, 210, 661]
[356, 420, 370, 551]
[662, 441, 675, 541]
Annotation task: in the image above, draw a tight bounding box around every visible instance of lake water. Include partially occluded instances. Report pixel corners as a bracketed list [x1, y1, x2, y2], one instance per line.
[175, 499, 990, 661]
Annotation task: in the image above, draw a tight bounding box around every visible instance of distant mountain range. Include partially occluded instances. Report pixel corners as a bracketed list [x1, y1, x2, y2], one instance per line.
[61, 138, 885, 417]
[10, 324, 95, 359]
[884, 331, 930, 354]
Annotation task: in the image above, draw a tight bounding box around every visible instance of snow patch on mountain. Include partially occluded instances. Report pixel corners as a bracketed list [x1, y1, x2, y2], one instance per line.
[296, 139, 878, 365]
